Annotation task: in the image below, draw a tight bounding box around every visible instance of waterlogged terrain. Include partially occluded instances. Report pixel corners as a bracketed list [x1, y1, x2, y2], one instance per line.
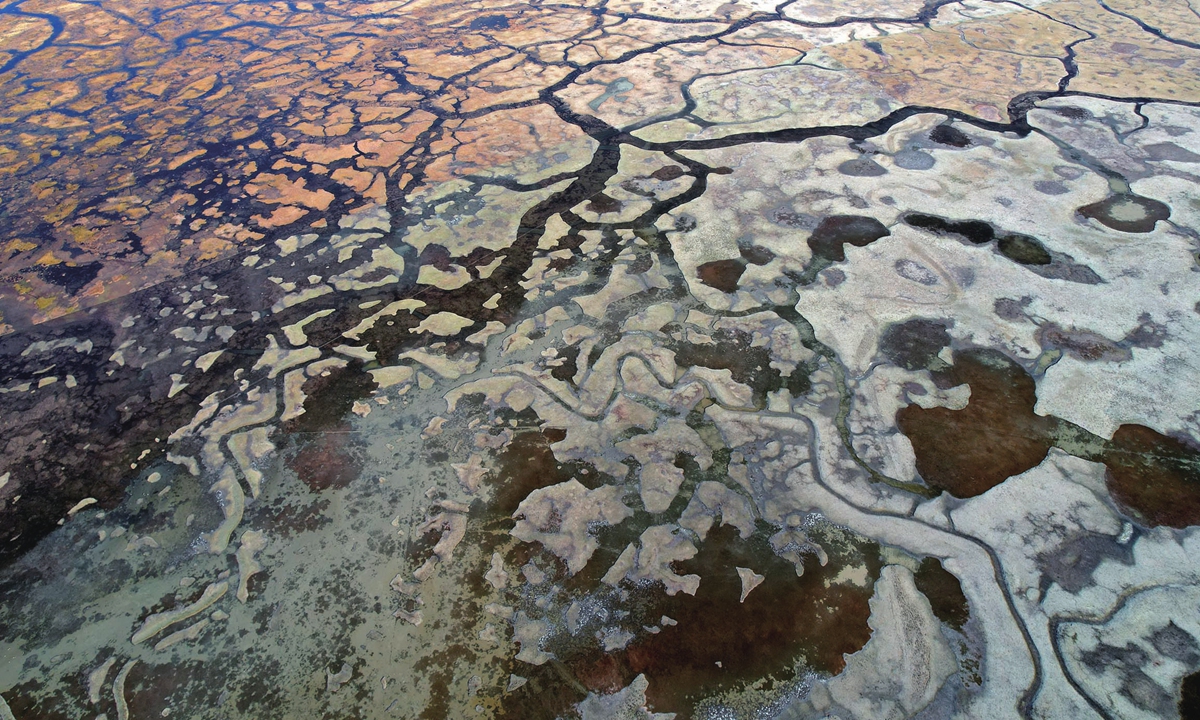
[1, 0, 1200, 717]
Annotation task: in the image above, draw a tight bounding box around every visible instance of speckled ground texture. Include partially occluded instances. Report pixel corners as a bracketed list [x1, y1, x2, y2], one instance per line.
[1, 0, 1200, 718]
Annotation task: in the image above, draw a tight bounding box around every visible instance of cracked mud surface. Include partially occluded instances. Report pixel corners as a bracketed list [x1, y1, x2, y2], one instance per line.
[2, 0, 1200, 717]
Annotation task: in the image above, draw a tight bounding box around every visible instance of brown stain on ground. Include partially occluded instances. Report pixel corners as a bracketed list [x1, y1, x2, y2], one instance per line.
[1103, 424, 1200, 528]
[489, 429, 575, 516]
[279, 361, 375, 493]
[930, 123, 973, 147]
[696, 259, 745, 293]
[3, 678, 75, 720]
[913, 557, 970, 630]
[896, 348, 1054, 497]
[806, 215, 891, 262]
[495, 662, 588, 720]
[285, 423, 363, 492]
[1037, 323, 1130, 362]
[1077, 194, 1171, 233]
[480, 424, 880, 719]
[497, 523, 880, 720]
[896, 346, 1200, 526]
[125, 660, 229, 719]
[586, 192, 621, 214]
[672, 330, 811, 403]
[628, 524, 878, 716]
[285, 362, 377, 434]
[651, 165, 686, 181]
